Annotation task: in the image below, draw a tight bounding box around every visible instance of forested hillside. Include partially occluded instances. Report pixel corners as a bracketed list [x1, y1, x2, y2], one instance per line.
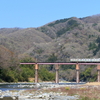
[1, 14, 100, 82]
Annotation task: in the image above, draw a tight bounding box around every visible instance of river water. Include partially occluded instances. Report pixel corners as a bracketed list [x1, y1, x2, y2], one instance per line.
[0, 83, 36, 91]
[0, 82, 85, 91]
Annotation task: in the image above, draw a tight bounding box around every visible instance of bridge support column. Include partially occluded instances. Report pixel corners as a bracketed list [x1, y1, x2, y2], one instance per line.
[55, 64, 59, 83]
[97, 65, 100, 82]
[76, 64, 79, 83]
[35, 64, 39, 83]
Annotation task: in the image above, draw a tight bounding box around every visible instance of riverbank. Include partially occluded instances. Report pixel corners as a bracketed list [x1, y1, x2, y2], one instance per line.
[0, 82, 100, 100]
[0, 83, 80, 100]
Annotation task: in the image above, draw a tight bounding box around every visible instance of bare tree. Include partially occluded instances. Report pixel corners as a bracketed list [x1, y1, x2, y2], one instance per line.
[0, 45, 19, 69]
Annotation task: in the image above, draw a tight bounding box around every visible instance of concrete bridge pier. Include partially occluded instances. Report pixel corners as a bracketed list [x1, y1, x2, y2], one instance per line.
[35, 64, 39, 83]
[97, 65, 100, 82]
[76, 64, 80, 83]
[55, 64, 59, 83]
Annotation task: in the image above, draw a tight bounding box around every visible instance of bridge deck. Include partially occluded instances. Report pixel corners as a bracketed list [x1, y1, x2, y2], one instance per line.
[20, 62, 100, 65]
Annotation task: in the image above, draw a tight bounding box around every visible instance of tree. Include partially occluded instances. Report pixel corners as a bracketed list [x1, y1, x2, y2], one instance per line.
[47, 53, 57, 71]
[39, 67, 55, 81]
[93, 37, 100, 55]
[96, 36, 100, 43]
[80, 67, 97, 82]
[0, 45, 18, 69]
[47, 53, 57, 62]
[0, 45, 20, 82]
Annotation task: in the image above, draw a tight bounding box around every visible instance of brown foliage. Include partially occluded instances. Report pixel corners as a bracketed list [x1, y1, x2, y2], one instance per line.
[0, 45, 19, 69]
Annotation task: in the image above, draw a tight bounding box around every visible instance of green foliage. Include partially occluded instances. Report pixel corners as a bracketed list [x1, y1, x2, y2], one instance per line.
[40, 27, 48, 33]
[61, 65, 75, 70]
[19, 57, 35, 81]
[80, 87, 86, 90]
[96, 36, 100, 43]
[48, 18, 70, 27]
[93, 45, 98, 56]
[80, 67, 97, 82]
[39, 67, 55, 81]
[67, 19, 78, 26]
[74, 32, 78, 36]
[0, 56, 55, 82]
[65, 87, 70, 90]
[83, 68, 91, 77]
[47, 53, 57, 70]
[88, 35, 94, 38]
[56, 27, 70, 37]
[79, 96, 91, 100]
[92, 23, 97, 26]
[0, 66, 35, 82]
[0, 79, 3, 82]
[20, 57, 34, 63]
[36, 48, 44, 54]
[79, 96, 100, 100]
[0, 69, 18, 82]
[20, 67, 34, 81]
[56, 19, 79, 37]
[47, 53, 57, 62]
[6, 70, 18, 82]
[88, 42, 97, 50]
[0, 57, 35, 82]
[93, 36, 100, 55]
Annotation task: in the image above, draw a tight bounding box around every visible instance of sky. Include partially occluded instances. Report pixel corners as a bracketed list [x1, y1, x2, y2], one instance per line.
[0, 0, 100, 28]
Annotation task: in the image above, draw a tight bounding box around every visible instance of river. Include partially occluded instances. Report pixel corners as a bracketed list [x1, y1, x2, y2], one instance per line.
[0, 82, 85, 91]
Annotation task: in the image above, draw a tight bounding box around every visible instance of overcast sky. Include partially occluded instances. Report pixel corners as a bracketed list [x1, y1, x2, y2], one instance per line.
[0, 0, 100, 28]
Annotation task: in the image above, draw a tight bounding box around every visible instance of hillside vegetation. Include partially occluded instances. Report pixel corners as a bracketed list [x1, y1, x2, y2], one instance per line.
[1, 14, 100, 82]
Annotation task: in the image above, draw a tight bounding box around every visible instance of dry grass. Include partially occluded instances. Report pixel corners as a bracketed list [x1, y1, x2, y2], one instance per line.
[22, 83, 100, 100]
[85, 82, 100, 85]
[41, 85, 100, 100]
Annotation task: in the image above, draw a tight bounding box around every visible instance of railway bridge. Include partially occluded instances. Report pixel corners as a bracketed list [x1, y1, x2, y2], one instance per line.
[20, 58, 100, 83]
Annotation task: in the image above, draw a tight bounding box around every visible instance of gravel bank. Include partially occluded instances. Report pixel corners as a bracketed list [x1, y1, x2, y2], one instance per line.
[0, 82, 86, 100]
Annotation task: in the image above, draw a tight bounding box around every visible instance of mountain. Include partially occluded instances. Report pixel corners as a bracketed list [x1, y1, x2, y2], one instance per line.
[28, 16, 100, 61]
[0, 28, 52, 54]
[1, 14, 100, 62]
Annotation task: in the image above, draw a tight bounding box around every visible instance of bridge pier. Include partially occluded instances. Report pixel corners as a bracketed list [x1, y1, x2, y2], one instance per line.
[76, 64, 79, 83]
[35, 64, 39, 83]
[55, 64, 59, 83]
[97, 65, 100, 82]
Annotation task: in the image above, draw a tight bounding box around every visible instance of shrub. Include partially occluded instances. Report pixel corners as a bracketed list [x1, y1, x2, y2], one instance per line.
[65, 87, 70, 90]
[80, 87, 86, 90]
[39, 67, 55, 81]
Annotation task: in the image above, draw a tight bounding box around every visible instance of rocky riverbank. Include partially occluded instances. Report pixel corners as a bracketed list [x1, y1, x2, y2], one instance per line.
[0, 83, 81, 100]
[1, 82, 100, 100]
[0, 90, 79, 100]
